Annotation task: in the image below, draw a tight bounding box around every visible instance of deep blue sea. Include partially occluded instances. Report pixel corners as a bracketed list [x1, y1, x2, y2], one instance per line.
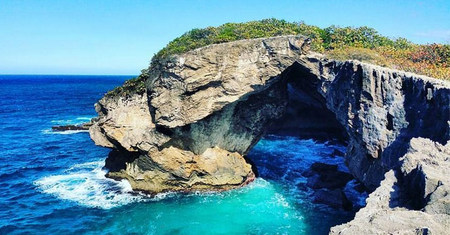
[0, 75, 366, 235]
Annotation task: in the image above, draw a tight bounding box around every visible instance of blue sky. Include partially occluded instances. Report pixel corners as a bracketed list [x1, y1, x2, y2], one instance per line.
[1, 0, 449, 75]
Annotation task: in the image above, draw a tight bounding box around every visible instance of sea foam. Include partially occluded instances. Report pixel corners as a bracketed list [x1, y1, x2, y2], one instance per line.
[34, 161, 145, 209]
[42, 129, 89, 135]
[50, 116, 94, 125]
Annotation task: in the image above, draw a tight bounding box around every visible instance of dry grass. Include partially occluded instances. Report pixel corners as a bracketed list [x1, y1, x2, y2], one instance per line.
[327, 46, 450, 80]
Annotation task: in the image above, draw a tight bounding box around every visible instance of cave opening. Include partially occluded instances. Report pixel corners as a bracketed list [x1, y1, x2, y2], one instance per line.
[243, 62, 367, 233]
[267, 62, 348, 141]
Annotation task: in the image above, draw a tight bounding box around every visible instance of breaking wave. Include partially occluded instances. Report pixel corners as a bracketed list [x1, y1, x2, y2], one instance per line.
[34, 161, 145, 209]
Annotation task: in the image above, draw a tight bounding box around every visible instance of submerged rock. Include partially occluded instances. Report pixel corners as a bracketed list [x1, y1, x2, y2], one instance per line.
[303, 162, 356, 210]
[52, 122, 93, 131]
[306, 170, 353, 190]
[304, 163, 353, 190]
[313, 188, 353, 210]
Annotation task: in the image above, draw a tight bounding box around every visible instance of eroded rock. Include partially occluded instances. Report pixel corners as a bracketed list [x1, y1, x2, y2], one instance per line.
[90, 36, 309, 193]
[313, 188, 353, 210]
[52, 120, 93, 132]
[89, 35, 450, 233]
[106, 146, 255, 193]
[330, 138, 450, 234]
[90, 35, 449, 199]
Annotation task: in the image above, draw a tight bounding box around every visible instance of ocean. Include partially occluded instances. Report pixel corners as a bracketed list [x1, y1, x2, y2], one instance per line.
[0, 75, 366, 235]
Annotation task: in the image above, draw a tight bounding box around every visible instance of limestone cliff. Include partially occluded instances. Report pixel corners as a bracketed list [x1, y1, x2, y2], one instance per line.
[89, 35, 449, 232]
[90, 35, 449, 191]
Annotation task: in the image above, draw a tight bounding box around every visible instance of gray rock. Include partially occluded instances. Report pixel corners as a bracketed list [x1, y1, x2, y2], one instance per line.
[399, 138, 450, 214]
[330, 138, 450, 234]
[52, 119, 95, 132]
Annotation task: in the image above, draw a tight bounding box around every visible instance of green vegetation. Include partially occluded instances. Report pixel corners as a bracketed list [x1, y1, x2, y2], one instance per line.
[153, 19, 411, 58]
[106, 70, 148, 97]
[108, 18, 449, 97]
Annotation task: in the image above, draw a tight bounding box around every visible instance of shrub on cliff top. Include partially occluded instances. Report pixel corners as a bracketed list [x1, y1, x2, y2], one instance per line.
[107, 19, 449, 97]
[152, 18, 404, 60]
[150, 19, 448, 80]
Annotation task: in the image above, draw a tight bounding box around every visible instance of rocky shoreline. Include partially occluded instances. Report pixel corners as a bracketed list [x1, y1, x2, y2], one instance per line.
[89, 36, 449, 234]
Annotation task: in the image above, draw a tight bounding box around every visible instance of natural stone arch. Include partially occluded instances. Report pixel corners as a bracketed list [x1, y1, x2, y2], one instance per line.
[90, 35, 449, 194]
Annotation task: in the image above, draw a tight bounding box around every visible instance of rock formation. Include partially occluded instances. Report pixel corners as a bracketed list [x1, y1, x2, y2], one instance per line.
[89, 35, 449, 232]
[330, 138, 450, 234]
[52, 121, 93, 132]
[90, 36, 310, 193]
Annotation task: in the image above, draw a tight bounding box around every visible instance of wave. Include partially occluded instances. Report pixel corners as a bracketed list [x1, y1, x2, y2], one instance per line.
[34, 161, 146, 209]
[41, 129, 89, 135]
[344, 179, 368, 208]
[50, 116, 94, 125]
[33, 160, 280, 210]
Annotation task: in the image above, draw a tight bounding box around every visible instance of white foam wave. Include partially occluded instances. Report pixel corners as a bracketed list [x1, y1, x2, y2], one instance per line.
[220, 178, 271, 195]
[274, 192, 291, 208]
[50, 116, 94, 125]
[42, 129, 89, 135]
[35, 161, 146, 209]
[68, 161, 104, 170]
[75, 117, 92, 121]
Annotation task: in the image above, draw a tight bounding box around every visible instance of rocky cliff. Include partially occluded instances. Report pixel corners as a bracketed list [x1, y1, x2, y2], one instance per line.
[89, 35, 450, 233]
[330, 138, 450, 234]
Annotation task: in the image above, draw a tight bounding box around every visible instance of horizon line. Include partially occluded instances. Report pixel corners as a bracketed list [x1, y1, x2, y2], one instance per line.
[0, 73, 138, 76]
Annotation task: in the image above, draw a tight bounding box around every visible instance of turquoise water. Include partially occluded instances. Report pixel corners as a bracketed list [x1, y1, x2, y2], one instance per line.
[0, 75, 365, 234]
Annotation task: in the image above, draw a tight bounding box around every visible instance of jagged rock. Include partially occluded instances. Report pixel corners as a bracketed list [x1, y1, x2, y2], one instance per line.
[330, 138, 450, 235]
[89, 35, 450, 233]
[148, 36, 309, 129]
[399, 138, 450, 214]
[311, 162, 338, 172]
[52, 121, 93, 131]
[90, 35, 449, 196]
[332, 149, 345, 157]
[90, 93, 168, 152]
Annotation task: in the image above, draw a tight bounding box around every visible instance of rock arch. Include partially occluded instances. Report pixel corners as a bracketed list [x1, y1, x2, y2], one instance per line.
[89, 35, 449, 194]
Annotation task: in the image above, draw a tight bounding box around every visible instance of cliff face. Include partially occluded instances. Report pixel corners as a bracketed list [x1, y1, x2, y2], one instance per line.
[308, 58, 450, 189]
[90, 35, 450, 233]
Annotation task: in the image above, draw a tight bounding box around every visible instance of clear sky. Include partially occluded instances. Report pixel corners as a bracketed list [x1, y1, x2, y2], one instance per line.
[1, 0, 449, 75]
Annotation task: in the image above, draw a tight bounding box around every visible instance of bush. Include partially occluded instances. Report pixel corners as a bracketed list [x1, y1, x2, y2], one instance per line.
[327, 47, 389, 66]
[112, 19, 448, 97]
[106, 70, 148, 97]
